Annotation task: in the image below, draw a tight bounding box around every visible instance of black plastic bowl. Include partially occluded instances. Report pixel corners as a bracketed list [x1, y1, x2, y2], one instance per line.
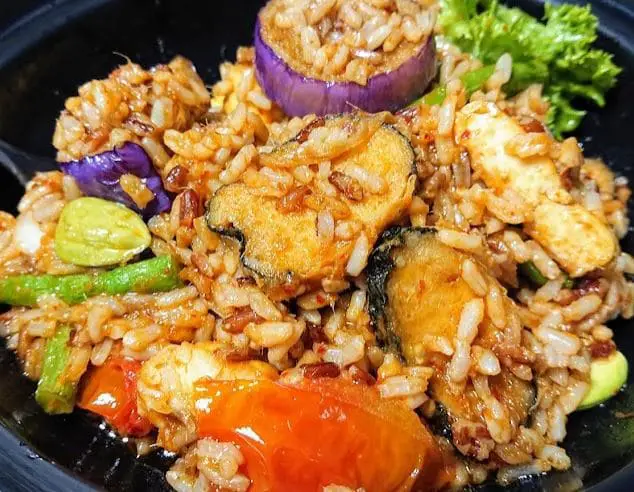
[0, 1, 634, 491]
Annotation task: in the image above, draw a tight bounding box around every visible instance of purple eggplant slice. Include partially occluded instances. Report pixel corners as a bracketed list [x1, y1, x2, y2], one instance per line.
[254, 2, 437, 117]
[59, 142, 172, 219]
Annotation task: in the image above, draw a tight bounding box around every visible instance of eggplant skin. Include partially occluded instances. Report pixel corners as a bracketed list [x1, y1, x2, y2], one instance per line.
[207, 117, 415, 299]
[367, 226, 536, 453]
[254, 14, 437, 116]
[367, 226, 434, 354]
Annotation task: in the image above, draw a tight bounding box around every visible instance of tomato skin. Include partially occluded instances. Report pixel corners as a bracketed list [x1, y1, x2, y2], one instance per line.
[195, 377, 441, 492]
[79, 358, 152, 437]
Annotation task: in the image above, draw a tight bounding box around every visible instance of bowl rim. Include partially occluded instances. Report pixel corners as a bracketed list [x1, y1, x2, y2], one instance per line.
[0, 0, 634, 491]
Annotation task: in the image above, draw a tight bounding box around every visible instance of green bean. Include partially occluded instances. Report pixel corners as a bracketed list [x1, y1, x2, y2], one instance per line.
[35, 326, 76, 414]
[0, 256, 181, 307]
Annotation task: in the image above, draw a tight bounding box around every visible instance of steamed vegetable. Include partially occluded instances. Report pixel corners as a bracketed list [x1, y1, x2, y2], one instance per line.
[79, 358, 152, 437]
[59, 142, 171, 218]
[368, 228, 535, 456]
[0, 255, 181, 306]
[194, 377, 443, 491]
[207, 115, 415, 298]
[55, 197, 151, 267]
[578, 351, 628, 410]
[416, 65, 495, 106]
[456, 102, 616, 276]
[254, 13, 437, 116]
[35, 326, 77, 414]
[439, 0, 621, 137]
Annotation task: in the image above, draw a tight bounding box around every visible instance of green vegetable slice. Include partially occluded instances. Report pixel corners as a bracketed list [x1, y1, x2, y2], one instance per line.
[520, 261, 548, 287]
[0, 255, 181, 307]
[367, 227, 536, 452]
[422, 86, 447, 106]
[578, 351, 628, 410]
[55, 197, 151, 267]
[412, 65, 494, 107]
[461, 65, 495, 95]
[438, 0, 621, 137]
[520, 261, 574, 289]
[35, 326, 76, 414]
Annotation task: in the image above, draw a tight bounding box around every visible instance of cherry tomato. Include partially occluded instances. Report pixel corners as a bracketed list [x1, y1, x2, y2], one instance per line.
[194, 377, 442, 492]
[79, 358, 152, 437]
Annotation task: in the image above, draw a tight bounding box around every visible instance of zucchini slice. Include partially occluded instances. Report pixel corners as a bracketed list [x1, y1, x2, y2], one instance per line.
[207, 116, 415, 298]
[368, 227, 535, 453]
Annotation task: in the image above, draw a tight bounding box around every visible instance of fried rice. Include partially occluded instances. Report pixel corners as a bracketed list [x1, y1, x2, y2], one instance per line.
[0, 1, 632, 491]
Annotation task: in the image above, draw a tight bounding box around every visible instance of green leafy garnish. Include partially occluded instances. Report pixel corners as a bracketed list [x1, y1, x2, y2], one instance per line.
[439, 0, 621, 137]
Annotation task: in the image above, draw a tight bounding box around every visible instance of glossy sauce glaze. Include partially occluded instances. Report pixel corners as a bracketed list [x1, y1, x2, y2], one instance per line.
[194, 377, 446, 491]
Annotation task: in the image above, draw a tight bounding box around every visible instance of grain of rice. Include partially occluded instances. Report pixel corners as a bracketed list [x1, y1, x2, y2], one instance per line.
[297, 290, 337, 310]
[299, 309, 322, 325]
[473, 346, 501, 375]
[245, 321, 294, 347]
[323, 311, 344, 340]
[437, 96, 456, 136]
[155, 286, 199, 308]
[219, 144, 257, 184]
[317, 209, 335, 242]
[346, 233, 370, 276]
[537, 445, 571, 470]
[90, 338, 114, 366]
[324, 333, 366, 366]
[366, 345, 385, 369]
[345, 290, 367, 322]
[343, 165, 386, 194]
[438, 229, 483, 252]
[449, 299, 484, 382]
[591, 324, 613, 341]
[527, 241, 561, 280]
[123, 324, 163, 351]
[321, 278, 351, 293]
[486, 283, 506, 329]
[461, 258, 488, 296]
[534, 279, 563, 303]
[248, 292, 282, 321]
[502, 230, 530, 263]
[559, 379, 589, 414]
[562, 294, 602, 322]
[377, 374, 427, 399]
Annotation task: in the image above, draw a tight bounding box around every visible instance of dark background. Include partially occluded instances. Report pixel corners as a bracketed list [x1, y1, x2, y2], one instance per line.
[0, 1, 634, 491]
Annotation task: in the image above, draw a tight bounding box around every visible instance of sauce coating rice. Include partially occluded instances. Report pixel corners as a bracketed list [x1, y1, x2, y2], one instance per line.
[0, 1, 631, 490]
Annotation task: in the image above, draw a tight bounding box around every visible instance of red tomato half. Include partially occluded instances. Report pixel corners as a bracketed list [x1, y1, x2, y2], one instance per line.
[194, 377, 442, 492]
[79, 358, 152, 437]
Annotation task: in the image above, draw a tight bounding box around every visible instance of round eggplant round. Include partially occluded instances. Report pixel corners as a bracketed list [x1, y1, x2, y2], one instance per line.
[254, 17, 437, 117]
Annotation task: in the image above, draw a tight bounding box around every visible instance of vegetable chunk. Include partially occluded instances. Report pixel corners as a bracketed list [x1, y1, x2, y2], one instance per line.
[368, 228, 535, 457]
[55, 197, 151, 267]
[139, 341, 444, 491]
[35, 326, 77, 414]
[207, 117, 415, 297]
[578, 351, 628, 410]
[195, 377, 443, 491]
[455, 102, 616, 276]
[0, 255, 181, 306]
